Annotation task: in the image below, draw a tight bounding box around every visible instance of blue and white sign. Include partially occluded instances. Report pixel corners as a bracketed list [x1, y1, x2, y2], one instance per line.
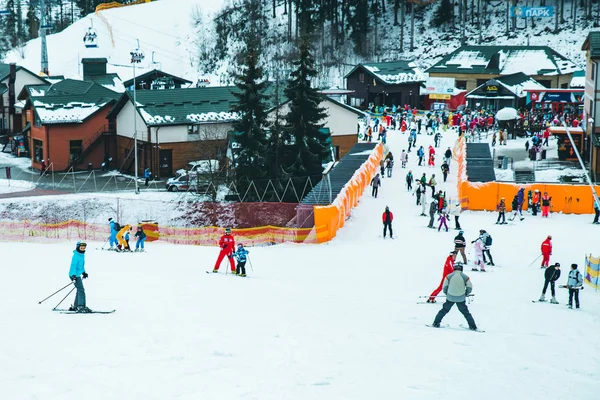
[510, 6, 554, 18]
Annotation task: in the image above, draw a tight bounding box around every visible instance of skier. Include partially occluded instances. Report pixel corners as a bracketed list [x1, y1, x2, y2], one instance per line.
[510, 194, 524, 221]
[234, 243, 249, 277]
[428, 174, 437, 197]
[431, 262, 478, 330]
[441, 161, 449, 182]
[438, 210, 449, 232]
[427, 146, 436, 166]
[134, 225, 146, 252]
[414, 181, 424, 206]
[531, 190, 540, 216]
[471, 235, 486, 272]
[370, 173, 381, 198]
[427, 251, 457, 303]
[420, 190, 428, 217]
[406, 170, 413, 191]
[213, 227, 236, 273]
[115, 224, 131, 251]
[417, 146, 425, 166]
[382, 206, 393, 239]
[538, 262, 561, 303]
[444, 147, 452, 165]
[517, 188, 525, 219]
[541, 191, 551, 218]
[400, 150, 408, 168]
[541, 235, 552, 268]
[477, 229, 495, 266]
[428, 199, 438, 228]
[453, 230, 468, 264]
[108, 217, 119, 250]
[566, 263, 584, 309]
[68, 241, 91, 313]
[496, 197, 506, 224]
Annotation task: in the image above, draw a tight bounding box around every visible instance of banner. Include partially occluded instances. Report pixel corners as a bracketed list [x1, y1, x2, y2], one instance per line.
[510, 6, 554, 18]
[585, 254, 599, 289]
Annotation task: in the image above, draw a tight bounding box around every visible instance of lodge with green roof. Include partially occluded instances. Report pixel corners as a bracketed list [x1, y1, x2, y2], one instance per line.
[345, 60, 425, 108]
[426, 45, 580, 92]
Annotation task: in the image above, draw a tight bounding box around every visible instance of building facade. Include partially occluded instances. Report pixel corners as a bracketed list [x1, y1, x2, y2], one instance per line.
[581, 32, 600, 182]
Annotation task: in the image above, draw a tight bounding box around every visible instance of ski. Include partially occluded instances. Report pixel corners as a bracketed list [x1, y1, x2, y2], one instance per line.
[532, 300, 559, 304]
[53, 309, 115, 314]
[425, 324, 450, 329]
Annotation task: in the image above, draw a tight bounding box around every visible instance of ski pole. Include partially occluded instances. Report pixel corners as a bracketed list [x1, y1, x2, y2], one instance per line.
[528, 254, 542, 267]
[38, 281, 74, 304]
[52, 286, 76, 310]
[248, 255, 254, 272]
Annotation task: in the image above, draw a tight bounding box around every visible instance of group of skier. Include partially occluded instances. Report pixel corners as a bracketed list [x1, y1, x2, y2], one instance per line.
[212, 227, 250, 277]
[108, 218, 147, 252]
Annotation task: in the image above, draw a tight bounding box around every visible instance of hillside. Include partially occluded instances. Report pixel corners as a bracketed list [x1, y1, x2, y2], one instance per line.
[2, 0, 595, 88]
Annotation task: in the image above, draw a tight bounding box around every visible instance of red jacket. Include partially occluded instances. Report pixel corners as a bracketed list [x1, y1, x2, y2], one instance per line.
[541, 238, 552, 255]
[218, 234, 235, 253]
[382, 211, 394, 223]
[443, 256, 455, 277]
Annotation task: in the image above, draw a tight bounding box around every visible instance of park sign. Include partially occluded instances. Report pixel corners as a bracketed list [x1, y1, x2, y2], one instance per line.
[510, 6, 554, 18]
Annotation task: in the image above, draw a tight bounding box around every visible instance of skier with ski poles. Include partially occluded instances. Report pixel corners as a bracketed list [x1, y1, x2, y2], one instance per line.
[538, 262, 561, 303]
[233, 243, 249, 277]
[540, 235, 552, 268]
[427, 251, 456, 303]
[68, 241, 91, 313]
[431, 262, 478, 330]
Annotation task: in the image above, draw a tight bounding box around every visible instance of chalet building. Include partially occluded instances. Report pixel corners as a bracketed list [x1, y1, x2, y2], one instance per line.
[581, 32, 600, 182]
[19, 79, 120, 171]
[122, 69, 192, 91]
[465, 72, 546, 111]
[345, 61, 425, 108]
[426, 46, 580, 92]
[0, 63, 49, 136]
[80, 58, 125, 93]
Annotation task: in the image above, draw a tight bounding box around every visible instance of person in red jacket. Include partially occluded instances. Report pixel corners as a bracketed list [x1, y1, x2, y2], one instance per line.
[540, 235, 552, 268]
[213, 227, 236, 273]
[428, 251, 457, 303]
[382, 206, 393, 239]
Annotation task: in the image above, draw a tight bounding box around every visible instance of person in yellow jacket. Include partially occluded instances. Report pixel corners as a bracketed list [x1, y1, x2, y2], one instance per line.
[116, 224, 132, 252]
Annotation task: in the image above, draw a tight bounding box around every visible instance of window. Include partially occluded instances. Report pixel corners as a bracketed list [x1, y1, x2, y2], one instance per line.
[456, 80, 467, 90]
[33, 139, 43, 162]
[358, 73, 365, 83]
[561, 83, 568, 89]
[69, 140, 83, 166]
[188, 125, 200, 134]
[538, 80, 552, 88]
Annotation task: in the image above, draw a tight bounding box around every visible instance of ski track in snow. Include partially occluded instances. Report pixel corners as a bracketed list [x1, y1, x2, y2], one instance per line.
[1, 128, 599, 399]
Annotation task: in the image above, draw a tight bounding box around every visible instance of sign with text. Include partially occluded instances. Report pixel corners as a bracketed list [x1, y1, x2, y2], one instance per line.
[425, 77, 455, 94]
[429, 93, 451, 100]
[510, 6, 554, 18]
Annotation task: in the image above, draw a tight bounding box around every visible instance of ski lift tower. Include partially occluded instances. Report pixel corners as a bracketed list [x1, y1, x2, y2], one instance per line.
[130, 41, 145, 194]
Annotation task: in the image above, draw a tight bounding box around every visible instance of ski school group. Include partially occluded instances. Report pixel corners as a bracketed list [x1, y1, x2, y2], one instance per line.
[370, 111, 585, 332]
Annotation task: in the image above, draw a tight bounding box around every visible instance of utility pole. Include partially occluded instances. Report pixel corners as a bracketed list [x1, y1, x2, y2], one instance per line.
[130, 41, 145, 195]
[40, 0, 49, 75]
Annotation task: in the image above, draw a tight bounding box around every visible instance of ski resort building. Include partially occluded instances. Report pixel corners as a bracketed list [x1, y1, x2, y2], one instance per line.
[581, 32, 600, 182]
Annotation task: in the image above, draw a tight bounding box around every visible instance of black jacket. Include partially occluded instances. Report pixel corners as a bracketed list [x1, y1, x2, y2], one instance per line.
[544, 266, 561, 282]
[454, 234, 466, 248]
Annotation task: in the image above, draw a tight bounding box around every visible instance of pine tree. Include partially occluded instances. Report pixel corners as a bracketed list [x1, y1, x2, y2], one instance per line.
[26, 0, 39, 39]
[281, 37, 330, 178]
[5, 0, 17, 47]
[230, 8, 271, 198]
[348, 0, 370, 56]
[433, 0, 452, 27]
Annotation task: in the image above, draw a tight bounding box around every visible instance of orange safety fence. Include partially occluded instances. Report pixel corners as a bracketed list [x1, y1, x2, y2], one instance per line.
[313, 143, 385, 242]
[95, 0, 150, 12]
[455, 136, 599, 214]
[0, 220, 320, 246]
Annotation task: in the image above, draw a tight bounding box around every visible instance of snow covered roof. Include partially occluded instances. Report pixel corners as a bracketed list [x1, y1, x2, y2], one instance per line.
[32, 99, 108, 124]
[570, 70, 585, 88]
[346, 61, 426, 85]
[427, 46, 579, 77]
[466, 73, 547, 98]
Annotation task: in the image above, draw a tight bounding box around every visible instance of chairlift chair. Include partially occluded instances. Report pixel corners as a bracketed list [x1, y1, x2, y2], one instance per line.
[83, 27, 98, 48]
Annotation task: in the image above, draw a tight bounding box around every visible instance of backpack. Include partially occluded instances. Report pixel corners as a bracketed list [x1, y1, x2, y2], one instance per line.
[114, 222, 121, 232]
[485, 234, 492, 246]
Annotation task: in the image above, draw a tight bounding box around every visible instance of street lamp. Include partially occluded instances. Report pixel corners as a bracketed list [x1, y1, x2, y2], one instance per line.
[130, 41, 145, 194]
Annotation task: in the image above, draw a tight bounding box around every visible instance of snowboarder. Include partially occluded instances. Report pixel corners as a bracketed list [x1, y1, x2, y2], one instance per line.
[538, 262, 561, 303]
[134, 225, 146, 252]
[441, 161, 449, 182]
[234, 243, 249, 277]
[428, 251, 457, 303]
[566, 264, 584, 309]
[496, 197, 506, 224]
[453, 230, 468, 264]
[431, 262, 478, 330]
[68, 241, 91, 313]
[382, 206, 393, 239]
[108, 218, 119, 250]
[370, 173, 381, 198]
[541, 235, 552, 268]
[213, 227, 236, 273]
[406, 170, 413, 191]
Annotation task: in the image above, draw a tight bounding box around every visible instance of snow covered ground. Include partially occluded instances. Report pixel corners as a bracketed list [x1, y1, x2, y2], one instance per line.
[1, 126, 599, 399]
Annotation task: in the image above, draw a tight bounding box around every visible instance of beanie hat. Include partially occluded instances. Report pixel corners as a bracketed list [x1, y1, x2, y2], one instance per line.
[454, 262, 464, 270]
[108, 217, 113, 222]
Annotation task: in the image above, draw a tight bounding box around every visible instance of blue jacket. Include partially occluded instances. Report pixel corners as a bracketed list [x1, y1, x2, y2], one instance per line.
[567, 269, 583, 288]
[110, 220, 118, 236]
[234, 248, 249, 262]
[417, 148, 424, 157]
[517, 188, 525, 205]
[69, 250, 86, 277]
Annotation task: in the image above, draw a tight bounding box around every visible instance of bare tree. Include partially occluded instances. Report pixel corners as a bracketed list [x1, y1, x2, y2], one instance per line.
[191, 124, 232, 201]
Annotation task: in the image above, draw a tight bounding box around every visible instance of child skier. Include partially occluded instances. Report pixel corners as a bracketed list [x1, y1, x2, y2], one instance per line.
[234, 243, 249, 277]
[471, 235, 486, 272]
[135, 225, 147, 252]
[68, 241, 91, 313]
[496, 197, 506, 224]
[438, 210, 449, 232]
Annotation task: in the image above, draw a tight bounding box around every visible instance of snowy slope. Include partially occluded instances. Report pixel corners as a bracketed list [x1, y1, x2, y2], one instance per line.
[3, 0, 228, 83]
[1, 126, 599, 399]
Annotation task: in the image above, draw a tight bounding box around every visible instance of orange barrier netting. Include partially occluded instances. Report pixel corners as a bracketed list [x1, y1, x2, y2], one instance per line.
[455, 136, 599, 214]
[313, 143, 385, 242]
[0, 221, 320, 246]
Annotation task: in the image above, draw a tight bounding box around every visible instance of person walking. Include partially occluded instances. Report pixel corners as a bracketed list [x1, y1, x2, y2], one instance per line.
[496, 197, 507, 224]
[444, 147, 452, 165]
[538, 262, 561, 303]
[213, 227, 236, 273]
[428, 174, 437, 197]
[441, 161, 450, 182]
[453, 230, 468, 264]
[431, 262, 478, 330]
[566, 264, 584, 309]
[417, 146, 425, 166]
[386, 158, 394, 177]
[406, 170, 413, 191]
[382, 206, 394, 239]
[427, 251, 457, 303]
[68, 241, 91, 313]
[428, 199, 438, 228]
[370, 173, 382, 198]
[540, 235, 552, 268]
[450, 201, 462, 229]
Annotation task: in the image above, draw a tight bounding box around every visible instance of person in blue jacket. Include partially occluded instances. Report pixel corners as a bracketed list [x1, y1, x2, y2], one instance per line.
[108, 218, 118, 250]
[68, 241, 90, 313]
[234, 243, 249, 277]
[135, 225, 147, 252]
[517, 188, 525, 217]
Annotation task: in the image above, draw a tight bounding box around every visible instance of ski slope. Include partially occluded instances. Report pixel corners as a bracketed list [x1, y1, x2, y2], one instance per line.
[3, 0, 227, 83]
[1, 128, 599, 399]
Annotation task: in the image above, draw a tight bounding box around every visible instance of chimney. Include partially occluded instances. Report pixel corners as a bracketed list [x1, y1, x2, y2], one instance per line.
[81, 58, 108, 79]
[8, 63, 16, 133]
